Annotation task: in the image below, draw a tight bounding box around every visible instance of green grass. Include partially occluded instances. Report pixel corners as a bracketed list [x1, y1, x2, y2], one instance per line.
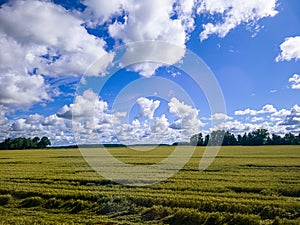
[0, 146, 299, 224]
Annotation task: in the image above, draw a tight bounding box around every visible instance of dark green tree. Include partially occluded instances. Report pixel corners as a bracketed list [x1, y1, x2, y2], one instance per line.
[241, 133, 248, 145]
[32, 137, 40, 148]
[283, 133, 297, 145]
[237, 134, 242, 145]
[38, 136, 51, 148]
[190, 133, 204, 146]
[209, 130, 225, 146]
[222, 131, 237, 145]
[251, 129, 269, 145]
[271, 134, 284, 145]
[204, 134, 210, 146]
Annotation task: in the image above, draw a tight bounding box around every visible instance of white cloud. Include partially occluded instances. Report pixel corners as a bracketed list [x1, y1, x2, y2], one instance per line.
[107, 0, 186, 44]
[213, 120, 254, 134]
[235, 104, 277, 116]
[107, 0, 188, 77]
[11, 118, 42, 132]
[0, 106, 8, 125]
[151, 115, 169, 133]
[119, 42, 185, 77]
[280, 105, 300, 126]
[174, 0, 196, 32]
[0, 72, 49, 106]
[136, 97, 160, 119]
[197, 0, 278, 41]
[0, 0, 108, 77]
[82, 0, 124, 26]
[80, 0, 279, 76]
[0, 0, 113, 110]
[288, 74, 300, 89]
[43, 114, 63, 126]
[260, 104, 277, 113]
[25, 114, 44, 125]
[251, 117, 264, 123]
[168, 97, 202, 133]
[57, 89, 108, 119]
[276, 36, 300, 62]
[235, 108, 258, 116]
[211, 113, 232, 121]
[271, 109, 290, 117]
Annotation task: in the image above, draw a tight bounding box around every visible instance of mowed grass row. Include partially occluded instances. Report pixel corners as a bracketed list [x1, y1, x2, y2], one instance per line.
[0, 146, 299, 224]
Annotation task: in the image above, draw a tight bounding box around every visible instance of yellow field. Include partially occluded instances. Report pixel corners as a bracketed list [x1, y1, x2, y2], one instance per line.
[0, 146, 299, 224]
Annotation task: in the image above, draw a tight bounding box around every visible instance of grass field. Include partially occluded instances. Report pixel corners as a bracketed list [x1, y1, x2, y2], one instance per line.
[0, 146, 299, 224]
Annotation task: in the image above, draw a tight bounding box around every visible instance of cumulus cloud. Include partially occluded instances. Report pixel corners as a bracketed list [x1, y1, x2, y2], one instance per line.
[0, 0, 287, 145]
[271, 109, 290, 117]
[288, 74, 300, 89]
[280, 105, 300, 126]
[168, 97, 202, 133]
[136, 97, 160, 119]
[197, 0, 278, 41]
[106, 0, 188, 76]
[276, 36, 300, 62]
[251, 117, 264, 123]
[235, 104, 277, 116]
[0, 0, 108, 77]
[235, 108, 258, 116]
[119, 42, 186, 77]
[260, 104, 277, 113]
[79, 0, 279, 75]
[0, 106, 8, 125]
[211, 113, 232, 121]
[151, 115, 169, 133]
[57, 89, 108, 119]
[0, 0, 113, 110]
[82, 0, 124, 25]
[0, 72, 49, 106]
[43, 114, 63, 126]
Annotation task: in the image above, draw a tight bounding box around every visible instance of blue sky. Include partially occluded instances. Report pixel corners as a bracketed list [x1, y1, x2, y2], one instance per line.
[0, 0, 299, 145]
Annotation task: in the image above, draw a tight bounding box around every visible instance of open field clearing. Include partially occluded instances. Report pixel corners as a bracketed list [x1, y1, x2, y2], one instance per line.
[0, 146, 299, 224]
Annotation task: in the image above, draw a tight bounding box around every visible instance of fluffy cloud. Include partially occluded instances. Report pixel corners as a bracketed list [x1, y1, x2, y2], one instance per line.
[0, 72, 49, 106]
[0, 106, 8, 125]
[107, 0, 186, 44]
[151, 115, 169, 133]
[276, 36, 300, 62]
[57, 89, 108, 119]
[251, 117, 264, 123]
[43, 114, 64, 127]
[82, 0, 124, 25]
[235, 108, 259, 116]
[0, 0, 108, 77]
[197, 0, 278, 41]
[280, 105, 300, 126]
[288, 74, 300, 89]
[107, 0, 188, 76]
[80, 0, 279, 76]
[168, 97, 202, 133]
[211, 113, 232, 121]
[0, 0, 290, 146]
[260, 104, 277, 113]
[271, 109, 290, 117]
[136, 97, 160, 119]
[235, 104, 277, 116]
[0, 0, 113, 110]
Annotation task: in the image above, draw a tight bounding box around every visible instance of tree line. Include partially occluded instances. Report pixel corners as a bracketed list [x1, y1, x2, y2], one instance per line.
[0, 136, 51, 150]
[190, 129, 300, 146]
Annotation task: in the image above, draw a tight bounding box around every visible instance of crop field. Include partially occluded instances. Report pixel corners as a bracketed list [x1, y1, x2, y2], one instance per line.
[0, 146, 299, 225]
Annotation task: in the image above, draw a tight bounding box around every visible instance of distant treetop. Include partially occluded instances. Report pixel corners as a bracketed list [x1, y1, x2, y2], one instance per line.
[0, 136, 51, 150]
